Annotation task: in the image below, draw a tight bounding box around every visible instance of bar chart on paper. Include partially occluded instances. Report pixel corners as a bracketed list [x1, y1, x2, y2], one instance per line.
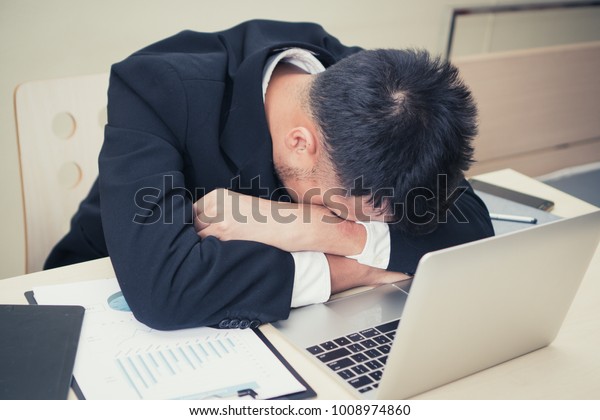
[114, 331, 261, 399]
[32, 278, 307, 400]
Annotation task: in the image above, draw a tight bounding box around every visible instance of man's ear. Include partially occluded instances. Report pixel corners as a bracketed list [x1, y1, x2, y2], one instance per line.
[284, 126, 318, 165]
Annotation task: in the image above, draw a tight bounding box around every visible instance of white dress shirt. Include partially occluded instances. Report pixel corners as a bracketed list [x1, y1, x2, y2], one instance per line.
[262, 48, 391, 307]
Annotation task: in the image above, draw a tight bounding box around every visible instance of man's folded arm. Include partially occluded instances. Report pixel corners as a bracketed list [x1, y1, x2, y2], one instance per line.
[287, 183, 495, 297]
[287, 222, 406, 305]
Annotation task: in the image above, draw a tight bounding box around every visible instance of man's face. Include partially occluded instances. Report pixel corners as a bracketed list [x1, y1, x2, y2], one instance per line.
[276, 164, 388, 223]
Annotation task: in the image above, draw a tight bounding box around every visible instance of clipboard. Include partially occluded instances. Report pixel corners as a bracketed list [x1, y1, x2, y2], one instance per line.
[0, 300, 84, 400]
[254, 328, 316, 400]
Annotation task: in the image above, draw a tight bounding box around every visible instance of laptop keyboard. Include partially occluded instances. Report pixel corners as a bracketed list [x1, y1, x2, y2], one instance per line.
[306, 319, 399, 394]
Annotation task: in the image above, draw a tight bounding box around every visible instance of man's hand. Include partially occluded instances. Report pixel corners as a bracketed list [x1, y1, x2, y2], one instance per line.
[326, 254, 410, 294]
[193, 189, 367, 256]
[193, 189, 282, 244]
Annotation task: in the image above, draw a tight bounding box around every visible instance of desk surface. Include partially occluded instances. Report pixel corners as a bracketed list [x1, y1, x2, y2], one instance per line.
[2, 169, 599, 399]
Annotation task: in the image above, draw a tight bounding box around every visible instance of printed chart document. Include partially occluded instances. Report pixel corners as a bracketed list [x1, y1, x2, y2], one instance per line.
[32, 278, 309, 400]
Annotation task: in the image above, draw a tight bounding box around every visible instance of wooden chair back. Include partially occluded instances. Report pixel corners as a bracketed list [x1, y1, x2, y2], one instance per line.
[14, 73, 109, 272]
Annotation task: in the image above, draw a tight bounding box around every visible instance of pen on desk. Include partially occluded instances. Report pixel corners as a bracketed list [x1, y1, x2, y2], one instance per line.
[489, 213, 537, 224]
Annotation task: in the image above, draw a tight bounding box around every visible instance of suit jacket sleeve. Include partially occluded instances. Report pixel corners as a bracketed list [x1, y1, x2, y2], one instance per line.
[386, 181, 495, 274]
[99, 55, 295, 331]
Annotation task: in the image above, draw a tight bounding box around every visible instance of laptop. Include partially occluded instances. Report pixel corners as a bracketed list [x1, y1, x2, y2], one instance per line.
[273, 210, 600, 399]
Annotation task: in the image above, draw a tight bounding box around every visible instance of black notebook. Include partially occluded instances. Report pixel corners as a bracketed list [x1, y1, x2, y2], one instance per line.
[0, 303, 84, 400]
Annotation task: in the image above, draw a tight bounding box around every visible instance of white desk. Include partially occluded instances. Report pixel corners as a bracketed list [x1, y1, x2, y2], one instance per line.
[2, 169, 599, 399]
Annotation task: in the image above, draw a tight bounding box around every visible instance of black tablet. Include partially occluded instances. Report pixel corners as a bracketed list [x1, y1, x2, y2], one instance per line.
[0, 303, 84, 400]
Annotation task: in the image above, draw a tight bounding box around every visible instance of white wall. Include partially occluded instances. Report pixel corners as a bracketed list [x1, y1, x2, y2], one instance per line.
[1, 0, 597, 278]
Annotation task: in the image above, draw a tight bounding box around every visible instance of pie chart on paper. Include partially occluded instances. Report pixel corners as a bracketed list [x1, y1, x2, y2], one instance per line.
[107, 291, 131, 312]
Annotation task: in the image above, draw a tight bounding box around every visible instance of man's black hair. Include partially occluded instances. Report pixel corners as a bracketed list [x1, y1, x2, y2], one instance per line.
[309, 49, 477, 234]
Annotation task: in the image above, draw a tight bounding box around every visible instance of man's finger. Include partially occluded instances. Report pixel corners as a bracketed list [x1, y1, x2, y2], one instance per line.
[194, 211, 211, 232]
[197, 224, 220, 241]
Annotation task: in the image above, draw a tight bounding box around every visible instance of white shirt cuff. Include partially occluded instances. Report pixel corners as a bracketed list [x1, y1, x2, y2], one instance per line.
[346, 221, 390, 269]
[290, 251, 331, 308]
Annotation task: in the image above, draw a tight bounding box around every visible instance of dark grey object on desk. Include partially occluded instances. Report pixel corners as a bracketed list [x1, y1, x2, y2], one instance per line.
[0, 304, 84, 400]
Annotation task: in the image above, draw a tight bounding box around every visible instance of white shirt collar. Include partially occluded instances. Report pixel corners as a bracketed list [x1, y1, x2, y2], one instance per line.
[262, 48, 326, 102]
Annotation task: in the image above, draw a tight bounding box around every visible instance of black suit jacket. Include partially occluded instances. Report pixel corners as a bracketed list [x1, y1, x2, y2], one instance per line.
[45, 20, 494, 330]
